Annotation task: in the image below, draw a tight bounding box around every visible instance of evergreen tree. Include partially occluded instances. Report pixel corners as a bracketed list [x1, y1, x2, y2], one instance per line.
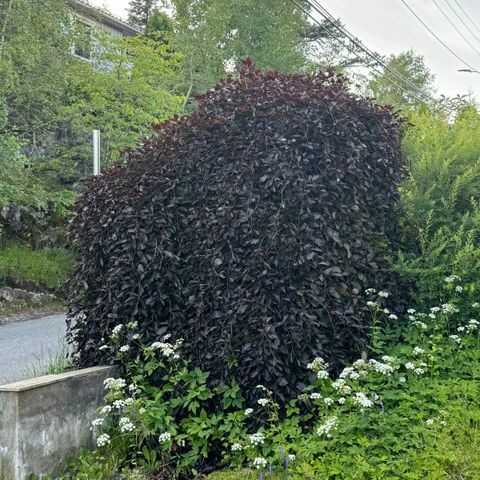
[127, 0, 158, 29]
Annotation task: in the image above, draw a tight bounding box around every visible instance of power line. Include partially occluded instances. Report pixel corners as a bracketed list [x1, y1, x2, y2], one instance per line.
[451, 0, 480, 40]
[432, 0, 480, 60]
[305, 0, 432, 102]
[290, 0, 431, 104]
[400, 0, 478, 71]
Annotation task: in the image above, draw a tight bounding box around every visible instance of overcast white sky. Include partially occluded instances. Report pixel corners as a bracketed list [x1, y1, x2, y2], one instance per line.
[91, 0, 480, 99]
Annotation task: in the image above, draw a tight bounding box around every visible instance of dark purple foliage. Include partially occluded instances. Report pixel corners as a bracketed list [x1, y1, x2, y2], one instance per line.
[67, 59, 405, 403]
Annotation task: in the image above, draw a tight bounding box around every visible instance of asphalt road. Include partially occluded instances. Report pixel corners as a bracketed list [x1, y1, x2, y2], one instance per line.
[0, 314, 68, 385]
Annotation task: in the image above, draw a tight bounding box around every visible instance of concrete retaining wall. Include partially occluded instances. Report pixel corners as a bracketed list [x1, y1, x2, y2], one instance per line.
[0, 366, 112, 480]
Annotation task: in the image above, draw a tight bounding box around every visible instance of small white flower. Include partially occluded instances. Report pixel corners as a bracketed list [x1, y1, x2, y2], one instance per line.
[104, 377, 126, 390]
[119, 416, 135, 432]
[472, 303, 480, 308]
[338, 397, 346, 405]
[407, 308, 416, 314]
[91, 418, 104, 427]
[317, 370, 329, 379]
[113, 399, 125, 409]
[365, 288, 376, 295]
[430, 307, 441, 313]
[132, 333, 140, 340]
[99, 345, 108, 351]
[253, 457, 267, 469]
[367, 301, 378, 308]
[100, 405, 112, 414]
[455, 285, 463, 293]
[449, 335, 462, 344]
[257, 398, 269, 406]
[353, 392, 373, 408]
[426, 419, 434, 425]
[378, 291, 389, 298]
[323, 397, 334, 406]
[119, 345, 130, 353]
[383, 309, 390, 314]
[249, 432, 265, 446]
[244, 408, 253, 416]
[414, 368, 425, 375]
[139, 408, 146, 414]
[287, 454, 296, 461]
[159, 432, 172, 442]
[96, 433, 111, 447]
[457, 326, 466, 332]
[388, 314, 398, 320]
[399, 376, 406, 383]
[310, 392, 322, 400]
[231, 443, 242, 452]
[428, 313, 436, 319]
[405, 362, 415, 370]
[413, 347, 425, 356]
[444, 275, 461, 283]
[127, 321, 138, 329]
[317, 416, 338, 437]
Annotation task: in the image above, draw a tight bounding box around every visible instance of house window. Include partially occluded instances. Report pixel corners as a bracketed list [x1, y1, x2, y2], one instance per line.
[72, 21, 93, 61]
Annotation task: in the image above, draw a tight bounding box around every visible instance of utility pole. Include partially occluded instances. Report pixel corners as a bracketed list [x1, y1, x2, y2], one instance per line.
[93, 130, 101, 176]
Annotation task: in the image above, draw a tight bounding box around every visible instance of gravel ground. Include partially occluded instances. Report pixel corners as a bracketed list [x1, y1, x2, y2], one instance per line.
[0, 314, 68, 385]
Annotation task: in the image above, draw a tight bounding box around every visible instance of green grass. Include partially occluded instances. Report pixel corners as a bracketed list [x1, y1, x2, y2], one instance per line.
[0, 245, 76, 292]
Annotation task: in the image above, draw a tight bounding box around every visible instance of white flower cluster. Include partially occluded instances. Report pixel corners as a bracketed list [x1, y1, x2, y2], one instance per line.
[323, 397, 334, 406]
[473, 303, 480, 309]
[307, 357, 329, 379]
[449, 334, 462, 345]
[244, 408, 253, 416]
[100, 405, 112, 414]
[159, 432, 172, 442]
[405, 362, 425, 375]
[110, 324, 123, 340]
[353, 392, 373, 408]
[150, 338, 182, 359]
[119, 345, 130, 353]
[316, 416, 338, 438]
[378, 290, 389, 298]
[331, 379, 352, 395]
[96, 433, 111, 447]
[249, 432, 265, 446]
[466, 319, 480, 332]
[441, 303, 459, 314]
[445, 275, 461, 283]
[310, 392, 322, 400]
[91, 418, 104, 427]
[365, 288, 376, 295]
[413, 346, 425, 356]
[369, 359, 396, 375]
[253, 457, 267, 469]
[104, 377, 126, 391]
[257, 398, 269, 406]
[339, 366, 360, 380]
[231, 443, 243, 452]
[119, 416, 135, 433]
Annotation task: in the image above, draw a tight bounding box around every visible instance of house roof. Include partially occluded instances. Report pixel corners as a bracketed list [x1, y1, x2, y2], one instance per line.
[69, 0, 143, 37]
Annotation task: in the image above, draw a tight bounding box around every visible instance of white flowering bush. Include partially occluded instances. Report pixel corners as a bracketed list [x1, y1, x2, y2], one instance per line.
[66, 279, 480, 479]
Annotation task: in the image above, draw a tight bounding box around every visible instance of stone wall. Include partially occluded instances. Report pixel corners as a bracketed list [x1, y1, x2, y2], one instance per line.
[0, 366, 112, 480]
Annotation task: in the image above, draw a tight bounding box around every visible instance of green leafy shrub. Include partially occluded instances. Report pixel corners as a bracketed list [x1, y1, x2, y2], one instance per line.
[0, 245, 75, 292]
[68, 60, 405, 403]
[75, 283, 480, 479]
[396, 103, 480, 313]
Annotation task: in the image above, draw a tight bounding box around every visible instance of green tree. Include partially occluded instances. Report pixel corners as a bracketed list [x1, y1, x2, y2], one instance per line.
[64, 32, 184, 168]
[164, 0, 314, 95]
[127, 0, 158, 29]
[369, 50, 434, 109]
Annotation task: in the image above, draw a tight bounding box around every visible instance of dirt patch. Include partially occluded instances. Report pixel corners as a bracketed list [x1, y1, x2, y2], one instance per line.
[0, 301, 65, 325]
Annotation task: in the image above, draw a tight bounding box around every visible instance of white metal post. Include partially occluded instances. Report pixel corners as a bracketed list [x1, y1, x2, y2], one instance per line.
[93, 129, 101, 176]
